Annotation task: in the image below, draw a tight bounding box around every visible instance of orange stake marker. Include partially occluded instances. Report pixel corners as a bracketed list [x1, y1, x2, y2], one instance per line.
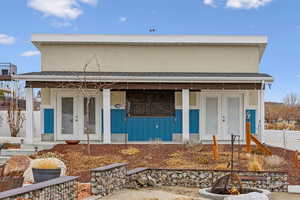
[246, 121, 251, 153]
[212, 135, 219, 160]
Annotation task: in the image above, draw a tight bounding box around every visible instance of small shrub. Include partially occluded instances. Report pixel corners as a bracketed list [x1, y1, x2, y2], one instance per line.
[165, 158, 186, 167]
[120, 147, 140, 155]
[197, 156, 210, 164]
[37, 152, 64, 161]
[170, 151, 184, 158]
[264, 155, 284, 169]
[251, 148, 263, 155]
[240, 153, 251, 160]
[32, 159, 60, 169]
[214, 163, 229, 170]
[248, 158, 263, 171]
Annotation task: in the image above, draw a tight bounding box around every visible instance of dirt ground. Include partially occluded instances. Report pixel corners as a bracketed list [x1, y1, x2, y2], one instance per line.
[36, 144, 300, 184]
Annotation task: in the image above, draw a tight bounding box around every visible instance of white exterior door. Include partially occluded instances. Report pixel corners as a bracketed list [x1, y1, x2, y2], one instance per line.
[221, 94, 243, 140]
[78, 96, 101, 141]
[201, 94, 222, 140]
[57, 94, 79, 140]
[201, 93, 243, 141]
[57, 92, 101, 141]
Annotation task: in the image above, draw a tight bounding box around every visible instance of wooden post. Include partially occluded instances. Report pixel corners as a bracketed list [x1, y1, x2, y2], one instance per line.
[246, 121, 251, 153]
[212, 135, 219, 160]
[294, 150, 299, 168]
[250, 134, 272, 156]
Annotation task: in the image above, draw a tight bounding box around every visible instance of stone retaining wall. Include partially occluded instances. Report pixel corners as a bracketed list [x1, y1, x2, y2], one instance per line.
[90, 163, 127, 197]
[126, 168, 288, 192]
[0, 176, 78, 200]
[89, 164, 288, 198]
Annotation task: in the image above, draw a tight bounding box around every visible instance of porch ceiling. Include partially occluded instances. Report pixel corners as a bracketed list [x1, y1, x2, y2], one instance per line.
[25, 81, 263, 90]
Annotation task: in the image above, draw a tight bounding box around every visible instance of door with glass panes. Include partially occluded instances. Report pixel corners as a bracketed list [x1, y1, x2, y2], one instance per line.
[201, 93, 243, 141]
[57, 93, 100, 141]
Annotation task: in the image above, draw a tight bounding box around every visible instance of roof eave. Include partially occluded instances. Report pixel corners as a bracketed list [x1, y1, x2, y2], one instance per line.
[13, 74, 274, 83]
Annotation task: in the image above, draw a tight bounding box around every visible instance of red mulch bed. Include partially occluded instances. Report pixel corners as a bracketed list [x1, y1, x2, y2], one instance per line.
[38, 144, 300, 184]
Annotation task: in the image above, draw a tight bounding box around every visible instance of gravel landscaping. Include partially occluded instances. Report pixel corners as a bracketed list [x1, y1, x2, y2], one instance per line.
[37, 144, 300, 184]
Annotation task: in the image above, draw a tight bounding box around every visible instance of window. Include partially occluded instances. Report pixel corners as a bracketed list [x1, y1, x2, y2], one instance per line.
[126, 90, 175, 117]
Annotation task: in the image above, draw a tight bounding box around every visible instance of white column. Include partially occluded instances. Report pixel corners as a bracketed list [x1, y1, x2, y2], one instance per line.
[103, 89, 111, 144]
[25, 88, 34, 144]
[260, 89, 265, 143]
[182, 89, 190, 142]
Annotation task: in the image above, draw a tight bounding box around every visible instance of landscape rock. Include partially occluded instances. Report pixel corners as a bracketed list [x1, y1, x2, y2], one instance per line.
[3, 155, 31, 176]
[224, 192, 269, 200]
[137, 176, 148, 186]
[23, 158, 66, 183]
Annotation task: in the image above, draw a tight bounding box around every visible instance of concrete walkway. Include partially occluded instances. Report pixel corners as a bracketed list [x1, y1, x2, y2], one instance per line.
[96, 188, 300, 200]
[101, 189, 206, 200]
[272, 192, 300, 200]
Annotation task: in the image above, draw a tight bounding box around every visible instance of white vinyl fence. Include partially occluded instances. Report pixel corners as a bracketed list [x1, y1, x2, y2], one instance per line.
[264, 130, 300, 151]
[0, 111, 41, 139]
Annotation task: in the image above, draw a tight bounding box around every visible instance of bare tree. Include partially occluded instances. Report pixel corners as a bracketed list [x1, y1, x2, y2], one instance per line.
[283, 93, 300, 106]
[58, 55, 115, 155]
[281, 93, 300, 123]
[7, 82, 25, 137]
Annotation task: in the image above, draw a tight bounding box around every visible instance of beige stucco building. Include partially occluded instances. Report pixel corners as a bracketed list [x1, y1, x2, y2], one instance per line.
[15, 34, 273, 144]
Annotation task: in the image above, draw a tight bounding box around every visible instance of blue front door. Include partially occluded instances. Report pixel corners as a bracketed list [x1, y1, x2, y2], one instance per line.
[127, 117, 174, 141]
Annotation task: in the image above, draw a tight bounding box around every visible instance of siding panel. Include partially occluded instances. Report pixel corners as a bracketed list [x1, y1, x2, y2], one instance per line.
[44, 109, 54, 134]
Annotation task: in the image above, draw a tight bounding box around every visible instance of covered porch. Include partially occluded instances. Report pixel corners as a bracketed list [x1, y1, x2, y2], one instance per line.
[15, 72, 273, 144]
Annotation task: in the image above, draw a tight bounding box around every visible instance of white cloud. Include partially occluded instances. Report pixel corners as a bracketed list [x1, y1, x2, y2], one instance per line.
[79, 0, 97, 6]
[0, 34, 15, 45]
[119, 17, 127, 23]
[28, 0, 98, 19]
[21, 51, 40, 57]
[203, 0, 214, 6]
[202, 0, 273, 9]
[226, 0, 272, 9]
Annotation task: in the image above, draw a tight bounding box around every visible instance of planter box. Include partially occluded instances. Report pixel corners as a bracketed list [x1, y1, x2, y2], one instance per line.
[32, 168, 61, 183]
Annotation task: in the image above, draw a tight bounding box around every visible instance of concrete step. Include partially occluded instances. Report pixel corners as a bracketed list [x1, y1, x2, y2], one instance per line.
[21, 143, 55, 151]
[0, 149, 36, 156]
[0, 156, 10, 164]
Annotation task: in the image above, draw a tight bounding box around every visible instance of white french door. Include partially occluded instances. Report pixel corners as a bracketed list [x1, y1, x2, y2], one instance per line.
[201, 93, 243, 141]
[221, 94, 243, 140]
[57, 92, 101, 141]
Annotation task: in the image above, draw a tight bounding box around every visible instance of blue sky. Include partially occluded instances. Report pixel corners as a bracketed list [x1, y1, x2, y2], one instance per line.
[0, 0, 299, 102]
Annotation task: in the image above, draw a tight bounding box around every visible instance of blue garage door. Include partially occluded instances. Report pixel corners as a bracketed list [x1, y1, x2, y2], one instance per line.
[127, 117, 175, 141]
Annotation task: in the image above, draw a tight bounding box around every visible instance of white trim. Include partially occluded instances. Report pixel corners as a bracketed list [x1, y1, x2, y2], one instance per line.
[182, 89, 190, 142]
[13, 74, 274, 83]
[25, 88, 34, 144]
[32, 34, 267, 45]
[103, 89, 111, 144]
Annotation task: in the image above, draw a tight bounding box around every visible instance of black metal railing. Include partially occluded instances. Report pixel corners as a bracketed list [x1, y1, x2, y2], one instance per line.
[0, 63, 17, 76]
